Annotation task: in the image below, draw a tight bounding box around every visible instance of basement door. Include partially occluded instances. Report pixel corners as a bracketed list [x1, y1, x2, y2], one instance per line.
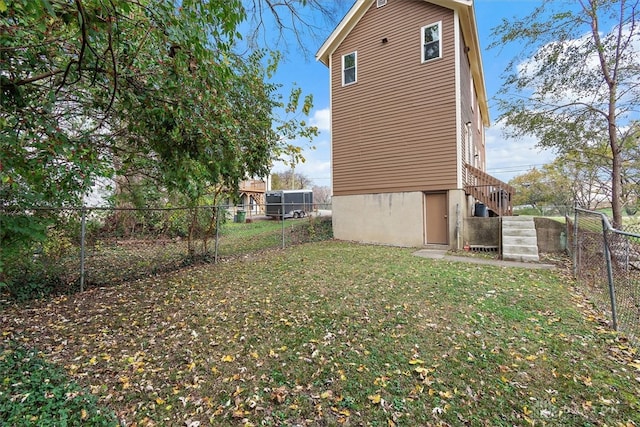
[424, 193, 448, 245]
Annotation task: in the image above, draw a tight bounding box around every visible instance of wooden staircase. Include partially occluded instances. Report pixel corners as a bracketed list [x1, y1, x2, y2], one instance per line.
[464, 164, 515, 216]
[464, 165, 540, 262]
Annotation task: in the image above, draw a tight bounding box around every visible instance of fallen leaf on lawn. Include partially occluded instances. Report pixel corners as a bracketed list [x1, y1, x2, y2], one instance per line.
[271, 386, 288, 404]
[439, 390, 453, 399]
[332, 407, 350, 417]
[599, 396, 614, 405]
[221, 355, 234, 362]
[374, 376, 388, 387]
[368, 394, 382, 404]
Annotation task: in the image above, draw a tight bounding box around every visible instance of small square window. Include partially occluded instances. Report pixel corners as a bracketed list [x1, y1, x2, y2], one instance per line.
[342, 51, 357, 86]
[377, 0, 387, 7]
[421, 22, 442, 63]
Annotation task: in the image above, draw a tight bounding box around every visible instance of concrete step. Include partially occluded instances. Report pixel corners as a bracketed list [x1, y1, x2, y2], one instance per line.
[502, 217, 539, 262]
[503, 252, 541, 263]
[503, 244, 539, 256]
[503, 216, 534, 222]
[502, 235, 538, 246]
[503, 220, 536, 230]
[503, 229, 538, 237]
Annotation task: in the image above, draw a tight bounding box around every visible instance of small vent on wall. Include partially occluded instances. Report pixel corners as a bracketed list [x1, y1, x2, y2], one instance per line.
[377, 0, 387, 7]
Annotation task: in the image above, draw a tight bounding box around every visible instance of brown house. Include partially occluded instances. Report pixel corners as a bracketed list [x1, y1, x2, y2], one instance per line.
[316, 0, 513, 249]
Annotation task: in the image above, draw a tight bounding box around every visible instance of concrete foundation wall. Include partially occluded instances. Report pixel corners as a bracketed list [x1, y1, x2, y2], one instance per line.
[463, 217, 500, 247]
[534, 217, 567, 253]
[462, 216, 567, 253]
[332, 193, 424, 246]
[332, 191, 567, 252]
[449, 189, 469, 250]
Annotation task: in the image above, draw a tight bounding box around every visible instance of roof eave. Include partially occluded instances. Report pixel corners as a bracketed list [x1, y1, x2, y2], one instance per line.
[316, 0, 490, 125]
[455, 2, 490, 126]
[316, 0, 368, 66]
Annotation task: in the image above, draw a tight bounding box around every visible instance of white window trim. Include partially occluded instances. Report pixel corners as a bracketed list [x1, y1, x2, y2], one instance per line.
[470, 76, 475, 112]
[377, 0, 387, 7]
[342, 51, 357, 86]
[421, 21, 442, 63]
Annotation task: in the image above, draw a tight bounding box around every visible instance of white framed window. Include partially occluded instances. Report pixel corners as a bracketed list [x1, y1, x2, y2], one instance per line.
[470, 76, 475, 112]
[466, 121, 474, 165]
[421, 22, 442, 63]
[342, 51, 357, 86]
[377, 0, 387, 7]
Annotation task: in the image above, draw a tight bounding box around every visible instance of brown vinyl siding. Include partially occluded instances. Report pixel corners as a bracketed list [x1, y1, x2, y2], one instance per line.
[331, 0, 457, 196]
[458, 27, 486, 176]
[459, 27, 472, 184]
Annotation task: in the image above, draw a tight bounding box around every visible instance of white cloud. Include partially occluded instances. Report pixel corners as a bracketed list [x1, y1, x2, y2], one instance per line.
[271, 106, 332, 187]
[517, 23, 640, 114]
[485, 122, 556, 183]
[271, 146, 331, 187]
[310, 107, 330, 133]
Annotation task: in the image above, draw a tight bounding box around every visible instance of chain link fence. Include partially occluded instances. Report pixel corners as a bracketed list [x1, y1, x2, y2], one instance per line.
[0, 203, 332, 301]
[571, 208, 640, 345]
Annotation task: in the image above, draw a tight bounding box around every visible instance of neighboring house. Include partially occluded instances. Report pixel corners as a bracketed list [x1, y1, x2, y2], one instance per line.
[237, 179, 267, 215]
[316, 0, 514, 249]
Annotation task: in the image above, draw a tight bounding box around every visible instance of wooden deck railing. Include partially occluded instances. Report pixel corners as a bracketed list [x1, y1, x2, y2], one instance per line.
[239, 179, 266, 193]
[464, 164, 515, 216]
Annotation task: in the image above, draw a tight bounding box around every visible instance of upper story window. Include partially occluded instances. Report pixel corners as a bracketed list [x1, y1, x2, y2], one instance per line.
[342, 51, 357, 86]
[421, 22, 442, 63]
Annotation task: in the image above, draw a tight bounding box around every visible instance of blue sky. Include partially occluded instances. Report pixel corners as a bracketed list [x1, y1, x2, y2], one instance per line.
[268, 0, 556, 187]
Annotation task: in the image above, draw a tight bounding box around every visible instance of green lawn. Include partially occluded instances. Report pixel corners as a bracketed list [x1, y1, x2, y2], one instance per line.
[2, 241, 639, 426]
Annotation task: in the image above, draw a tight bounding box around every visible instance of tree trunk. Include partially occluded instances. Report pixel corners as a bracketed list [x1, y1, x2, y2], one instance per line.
[608, 72, 622, 228]
[610, 132, 623, 228]
[188, 207, 197, 257]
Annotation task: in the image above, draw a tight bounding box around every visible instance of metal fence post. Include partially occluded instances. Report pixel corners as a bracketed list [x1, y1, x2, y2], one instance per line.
[80, 206, 86, 292]
[214, 205, 220, 263]
[280, 206, 285, 249]
[573, 205, 578, 278]
[601, 218, 618, 331]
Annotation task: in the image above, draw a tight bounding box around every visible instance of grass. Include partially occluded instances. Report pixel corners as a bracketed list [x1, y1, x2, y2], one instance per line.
[1, 241, 639, 426]
[0, 345, 117, 426]
[2, 216, 332, 300]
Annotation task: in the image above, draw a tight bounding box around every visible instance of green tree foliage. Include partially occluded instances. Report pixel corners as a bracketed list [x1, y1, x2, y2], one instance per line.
[270, 170, 314, 190]
[509, 168, 554, 213]
[510, 151, 613, 214]
[491, 0, 640, 227]
[1, 0, 320, 281]
[620, 122, 640, 213]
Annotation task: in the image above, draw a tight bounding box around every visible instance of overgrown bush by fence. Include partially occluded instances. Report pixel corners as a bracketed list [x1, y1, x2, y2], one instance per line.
[0, 204, 332, 302]
[571, 208, 640, 346]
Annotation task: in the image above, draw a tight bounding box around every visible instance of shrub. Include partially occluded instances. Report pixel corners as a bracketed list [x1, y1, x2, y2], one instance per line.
[0, 344, 117, 426]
